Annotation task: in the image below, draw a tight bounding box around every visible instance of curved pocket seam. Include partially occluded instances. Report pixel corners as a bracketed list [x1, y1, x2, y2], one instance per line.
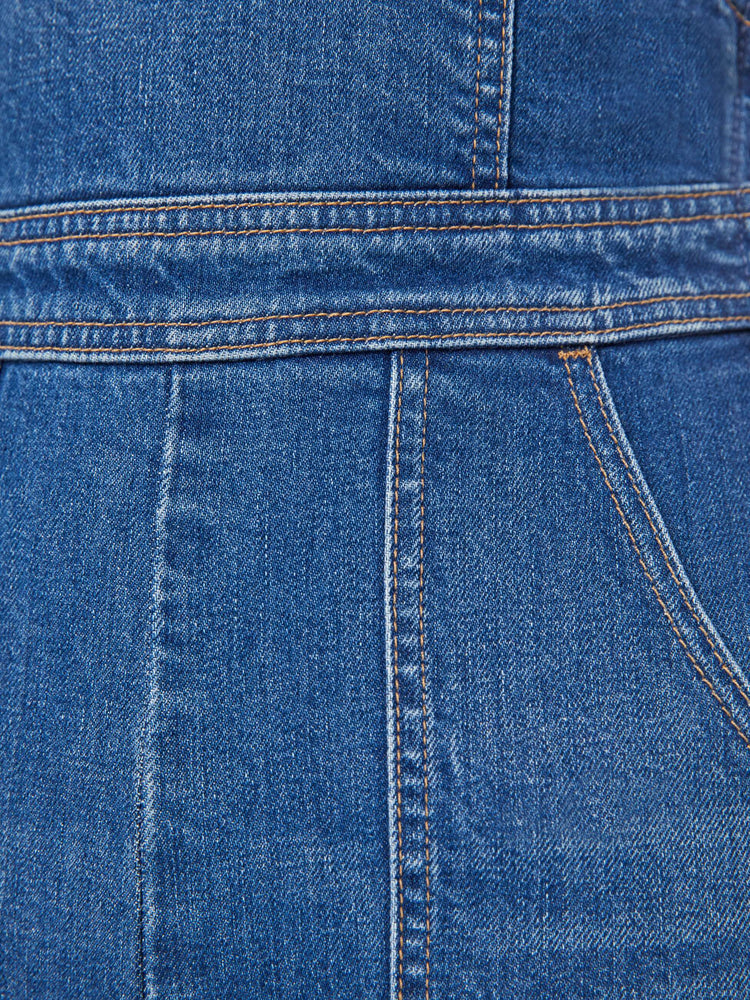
[582, 350, 750, 710]
[559, 346, 750, 755]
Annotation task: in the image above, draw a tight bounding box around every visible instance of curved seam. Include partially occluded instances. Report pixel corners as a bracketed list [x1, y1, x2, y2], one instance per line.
[1, 292, 749, 330]
[392, 353, 406, 1000]
[470, 0, 485, 188]
[418, 351, 432, 1000]
[2, 314, 750, 357]
[584, 351, 750, 708]
[493, 0, 509, 188]
[1, 187, 747, 226]
[559, 351, 750, 754]
[1, 211, 749, 246]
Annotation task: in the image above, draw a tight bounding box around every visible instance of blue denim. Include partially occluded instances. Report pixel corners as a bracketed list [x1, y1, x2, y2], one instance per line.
[1, 1, 749, 998]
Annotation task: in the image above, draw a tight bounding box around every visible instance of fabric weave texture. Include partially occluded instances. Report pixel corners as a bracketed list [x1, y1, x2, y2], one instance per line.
[1, 1, 749, 997]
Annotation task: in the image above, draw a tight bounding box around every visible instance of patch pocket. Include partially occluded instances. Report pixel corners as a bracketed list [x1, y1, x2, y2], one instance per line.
[558, 345, 750, 754]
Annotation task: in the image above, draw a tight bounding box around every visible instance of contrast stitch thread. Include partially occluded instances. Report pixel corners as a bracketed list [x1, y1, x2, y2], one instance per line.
[392, 353, 406, 1000]
[560, 353, 750, 754]
[2, 291, 749, 330]
[418, 351, 432, 1000]
[558, 347, 591, 359]
[471, 0, 485, 188]
[2, 188, 748, 227]
[2, 211, 749, 247]
[3, 313, 750, 356]
[584, 352, 750, 708]
[493, 0, 509, 189]
[725, 0, 750, 27]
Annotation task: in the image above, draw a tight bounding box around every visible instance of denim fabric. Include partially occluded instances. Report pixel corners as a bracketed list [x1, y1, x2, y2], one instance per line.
[0, 0, 741, 200]
[1, 2, 750, 998]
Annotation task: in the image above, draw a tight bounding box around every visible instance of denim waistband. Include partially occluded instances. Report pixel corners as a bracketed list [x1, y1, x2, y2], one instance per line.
[0, 184, 748, 364]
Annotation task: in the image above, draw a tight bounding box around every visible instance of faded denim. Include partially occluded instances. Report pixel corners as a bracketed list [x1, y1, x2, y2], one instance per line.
[1, 1, 749, 998]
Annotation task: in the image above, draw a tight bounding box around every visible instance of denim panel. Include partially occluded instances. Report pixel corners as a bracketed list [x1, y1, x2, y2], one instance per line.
[508, 0, 739, 189]
[0, 362, 168, 999]
[0, 1, 741, 204]
[137, 356, 391, 997]
[0, 354, 393, 998]
[598, 332, 750, 684]
[2, 1, 750, 995]
[1, 342, 750, 996]
[416, 346, 750, 999]
[0, 0, 474, 205]
[1, 187, 749, 363]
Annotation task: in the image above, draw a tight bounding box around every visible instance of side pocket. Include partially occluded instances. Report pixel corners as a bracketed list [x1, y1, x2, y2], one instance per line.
[559, 345, 750, 754]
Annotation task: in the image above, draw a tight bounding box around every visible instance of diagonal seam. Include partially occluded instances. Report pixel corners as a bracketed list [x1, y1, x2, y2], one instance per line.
[725, 0, 750, 27]
[559, 350, 750, 755]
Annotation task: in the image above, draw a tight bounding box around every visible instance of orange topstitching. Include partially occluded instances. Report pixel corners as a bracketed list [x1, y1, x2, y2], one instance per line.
[1, 291, 748, 331]
[583, 351, 750, 708]
[1, 210, 748, 247]
[1, 186, 747, 228]
[392, 352, 406, 1000]
[560, 352, 750, 754]
[1, 314, 750, 356]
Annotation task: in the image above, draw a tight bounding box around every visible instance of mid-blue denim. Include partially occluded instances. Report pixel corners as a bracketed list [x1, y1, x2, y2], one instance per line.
[1, 1, 750, 997]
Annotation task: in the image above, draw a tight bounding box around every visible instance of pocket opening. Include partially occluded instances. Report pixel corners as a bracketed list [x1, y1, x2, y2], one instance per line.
[559, 344, 750, 755]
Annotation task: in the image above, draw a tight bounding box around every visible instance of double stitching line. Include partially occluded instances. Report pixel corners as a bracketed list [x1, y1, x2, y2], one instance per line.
[560, 349, 750, 754]
[392, 353, 406, 1000]
[418, 352, 432, 1000]
[1, 210, 748, 247]
[2, 291, 749, 331]
[1, 187, 748, 226]
[583, 352, 750, 709]
[391, 352, 433, 1000]
[2, 314, 750, 357]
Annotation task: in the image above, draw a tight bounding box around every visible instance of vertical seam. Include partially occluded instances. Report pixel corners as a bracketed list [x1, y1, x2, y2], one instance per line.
[731, 13, 750, 279]
[470, 0, 484, 189]
[135, 722, 147, 1000]
[135, 365, 181, 1000]
[493, 0, 509, 188]
[584, 351, 750, 708]
[559, 351, 750, 754]
[418, 352, 432, 1000]
[392, 353, 406, 1000]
